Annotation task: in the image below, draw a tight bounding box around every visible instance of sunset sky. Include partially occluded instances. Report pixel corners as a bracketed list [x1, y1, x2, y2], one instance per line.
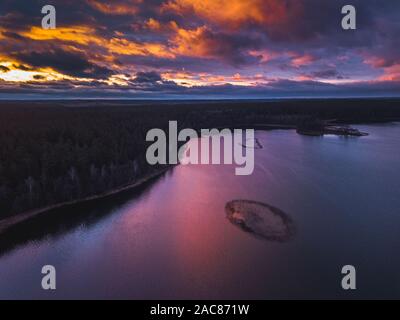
[0, 0, 399, 99]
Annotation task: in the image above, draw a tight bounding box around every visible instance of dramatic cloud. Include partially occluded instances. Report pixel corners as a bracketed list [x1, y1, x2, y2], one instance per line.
[13, 49, 113, 79]
[0, 0, 399, 98]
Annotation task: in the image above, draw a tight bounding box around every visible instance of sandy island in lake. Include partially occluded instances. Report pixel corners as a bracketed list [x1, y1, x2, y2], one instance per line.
[225, 200, 295, 242]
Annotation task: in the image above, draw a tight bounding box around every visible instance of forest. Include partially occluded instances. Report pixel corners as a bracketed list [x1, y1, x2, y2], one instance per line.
[0, 98, 399, 219]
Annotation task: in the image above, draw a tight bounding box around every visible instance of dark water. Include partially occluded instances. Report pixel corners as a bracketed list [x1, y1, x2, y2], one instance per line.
[1, 124, 400, 299]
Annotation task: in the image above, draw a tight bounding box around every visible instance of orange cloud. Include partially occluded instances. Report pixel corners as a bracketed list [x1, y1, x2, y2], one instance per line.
[145, 18, 162, 31]
[363, 55, 400, 81]
[379, 64, 400, 81]
[248, 50, 279, 63]
[109, 38, 174, 59]
[170, 26, 234, 59]
[364, 56, 389, 68]
[291, 54, 316, 67]
[87, 0, 141, 15]
[21, 26, 101, 45]
[20, 26, 175, 60]
[171, 26, 213, 58]
[163, 0, 288, 28]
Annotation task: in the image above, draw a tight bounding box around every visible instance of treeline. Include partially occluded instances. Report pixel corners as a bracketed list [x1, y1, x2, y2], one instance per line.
[0, 104, 184, 218]
[0, 98, 399, 219]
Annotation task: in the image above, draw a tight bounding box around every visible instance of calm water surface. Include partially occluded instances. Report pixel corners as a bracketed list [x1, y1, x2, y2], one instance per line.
[1, 123, 400, 299]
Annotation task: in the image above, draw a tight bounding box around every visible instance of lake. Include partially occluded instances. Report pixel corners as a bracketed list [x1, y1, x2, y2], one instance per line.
[1, 123, 400, 299]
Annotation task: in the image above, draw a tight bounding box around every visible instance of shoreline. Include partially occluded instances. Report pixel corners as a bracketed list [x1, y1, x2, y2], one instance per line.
[0, 165, 173, 235]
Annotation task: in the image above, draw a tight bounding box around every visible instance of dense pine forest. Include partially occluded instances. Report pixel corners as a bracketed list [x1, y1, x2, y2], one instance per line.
[0, 98, 399, 219]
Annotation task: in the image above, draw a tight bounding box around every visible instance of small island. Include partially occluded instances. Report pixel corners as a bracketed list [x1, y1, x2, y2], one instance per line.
[296, 118, 369, 137]
[225, 200, 296, 242]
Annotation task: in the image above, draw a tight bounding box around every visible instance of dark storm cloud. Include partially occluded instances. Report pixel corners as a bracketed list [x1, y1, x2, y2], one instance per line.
[13, 64, 34, 71]
[128, 71, 182, 91]
[196, 29, 264, 66]
[133, 71, 163, 83]
[13, 49, 113, 79]
[118, 54, 227, 73]
[310, 69, 341, 79]
[0, 66, 10, 73]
